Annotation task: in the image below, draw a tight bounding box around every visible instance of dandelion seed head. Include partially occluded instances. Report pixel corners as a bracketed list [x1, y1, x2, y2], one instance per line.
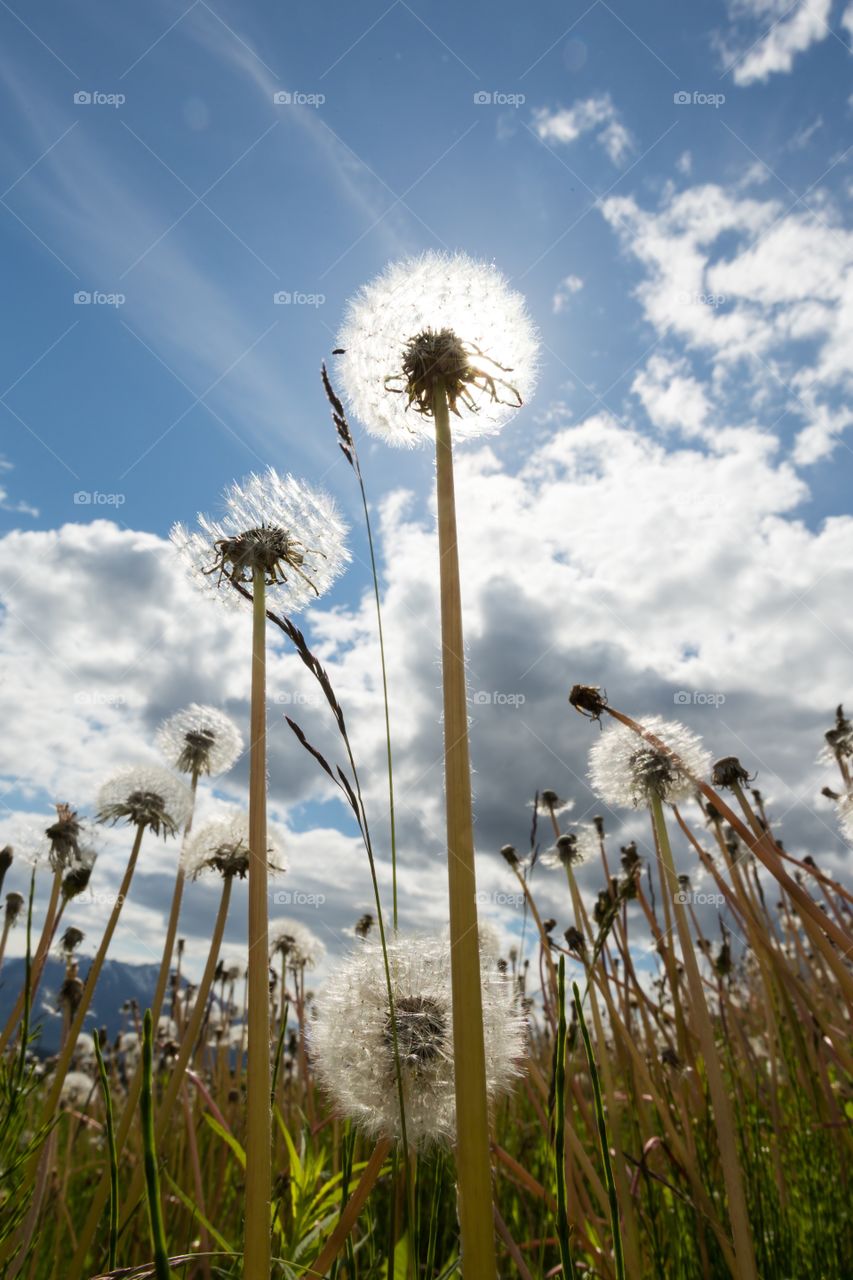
[588, 716, 711, 808]
[336, 252, 539, 447]
[311, 933, 525, 1147]
[157, 704, 242, 778]
[60, 1070, 95, 1108]
[837, 793, 853, 843]
[171, 468, 349, 614]
[97, 766, 193, 837]
[542, 824, 599, 871]
[182, 814, 286, 880]
[269, 918, 324, 969]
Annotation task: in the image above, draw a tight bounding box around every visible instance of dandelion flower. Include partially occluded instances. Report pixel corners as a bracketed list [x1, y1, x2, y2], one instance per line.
[59, 1070, 95, 1108]
[336, 251, 539, 447]
[588, 716, 711, 808]
[182, 814, 286, 880]
[541, 825, 599, 871]
[269, 918, 324, 969]
[157, 704, 243, 778]
[171, 468, 349, 614]
[311, 934, 525, 1147]
[97, 766, 193, 837]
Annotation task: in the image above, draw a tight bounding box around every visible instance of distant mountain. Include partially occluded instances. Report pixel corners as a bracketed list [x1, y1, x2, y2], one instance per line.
[0, 957, 178, 1055]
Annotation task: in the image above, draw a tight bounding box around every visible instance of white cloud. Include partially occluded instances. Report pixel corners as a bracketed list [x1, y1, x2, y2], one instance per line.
[2, 401, 852, 983]
[721, 0, 833, 85]
[533, 94, 633, 166]
[601, 182, 853, 460]
[552, 274, 584, 314]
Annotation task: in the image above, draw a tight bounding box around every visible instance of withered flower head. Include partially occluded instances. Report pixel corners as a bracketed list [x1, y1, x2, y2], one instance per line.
[45, 804, 82, 871]
[564, 925, 586, 955]
[59, 926, 84, 955]
[711, 757, 753, 789]
[4, 891, 25, 925]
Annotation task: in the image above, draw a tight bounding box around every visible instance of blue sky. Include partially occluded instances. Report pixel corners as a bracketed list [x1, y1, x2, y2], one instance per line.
[1, 0, 850, 540]
[1, 0, 852, 978]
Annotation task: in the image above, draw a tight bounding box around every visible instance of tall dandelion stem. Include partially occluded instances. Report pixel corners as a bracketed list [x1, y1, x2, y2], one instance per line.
[244, 565, 271, 1280]
[648, 793, 757, 1280]
[434, 379, 497, 1279]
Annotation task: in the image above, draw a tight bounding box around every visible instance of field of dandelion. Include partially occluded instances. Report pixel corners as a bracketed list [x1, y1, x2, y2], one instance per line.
[0, 253, 851, 1280]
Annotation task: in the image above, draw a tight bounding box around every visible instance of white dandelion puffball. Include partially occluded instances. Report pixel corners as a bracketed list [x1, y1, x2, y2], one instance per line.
[171, 468, 349, 614]
[97, 766, 194, 837]
[157, 704, 242, 778]
[837, 793, 853, 844]
[589, 716, 711, 808]
[182, 814, 287, 880]
[541, 824, 599, 871]
[336, 251, 539, 447]
[310, 934, 525, 1147]
[60, 1071, 96, 1108]
[270, 918, 325, 969]
[1, 817, 53, 869]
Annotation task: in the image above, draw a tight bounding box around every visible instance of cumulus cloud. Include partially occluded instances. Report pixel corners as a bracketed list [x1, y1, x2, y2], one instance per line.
[600, 182, 853, 461]
[1, 402, 851, 984]
[720, 0, 833, 86]
[552, 274, 584, 314]
[532, 94, 633, 165]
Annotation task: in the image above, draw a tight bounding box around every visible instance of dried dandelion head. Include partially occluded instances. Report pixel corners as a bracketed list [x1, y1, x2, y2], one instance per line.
[270, 918, 324, 970]
[59, 1070, 95, 1109]
[97, 767, 193, 837]
[4, 891, 25, 925]
[310, 934, 525, 1147]
[336, 252, 539, 447]
[157, 705, 242, 778]
[542, 826, 598, 871]
[182, 814, 286, 881]
[588, 716, 710, 808]
[171, 469, 349, 614]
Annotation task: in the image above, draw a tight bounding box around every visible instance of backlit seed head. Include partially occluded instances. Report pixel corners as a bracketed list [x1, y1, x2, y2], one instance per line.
[270, 919, 324, 970]
[588, 716, 711, 808]
[311, 934, 525, 1147]
[97, 767, 193, 837]
[183, 814, 286, 881]
[172, 468, 349, 615]
[157, 705, 242, 778]
[542, 827, 598, 871]
[336, 252, 538, 447]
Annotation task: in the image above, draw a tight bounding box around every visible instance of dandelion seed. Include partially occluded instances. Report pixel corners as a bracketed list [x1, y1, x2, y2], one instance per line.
[542, 826, 598, 871]
[588, 716, 711, 808]
[182, 814, 286, 881]
[171, 468, 349, 614]
[336, 251, 539, 447]
[96, 766, 193, 837]
[269, 918, 324, 970]
[311, 934, 525, 1147]
[157, 704, 243, 778]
